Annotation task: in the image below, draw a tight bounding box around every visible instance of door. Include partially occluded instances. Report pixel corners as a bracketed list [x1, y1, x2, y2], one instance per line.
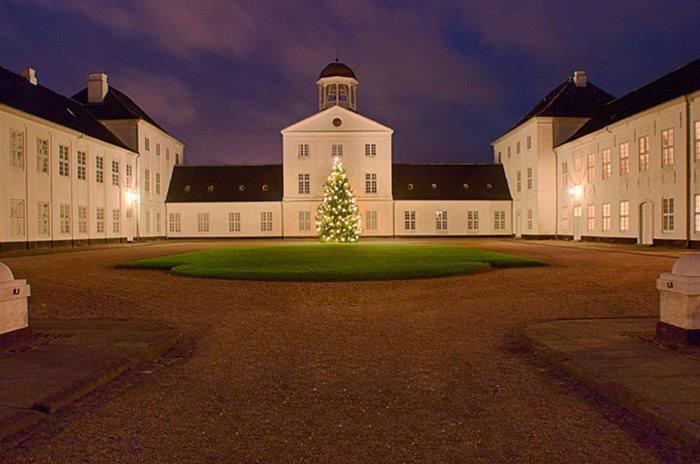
[515, 210, 522, 237]
[640, 201, 653, 245]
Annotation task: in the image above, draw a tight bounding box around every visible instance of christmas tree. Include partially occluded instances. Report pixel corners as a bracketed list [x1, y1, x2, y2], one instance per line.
[316, 160, 362, 242]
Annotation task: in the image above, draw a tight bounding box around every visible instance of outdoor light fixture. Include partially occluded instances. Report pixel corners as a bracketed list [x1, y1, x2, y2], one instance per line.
[126, 191, 138, 205]
[568, 184, 583, 200]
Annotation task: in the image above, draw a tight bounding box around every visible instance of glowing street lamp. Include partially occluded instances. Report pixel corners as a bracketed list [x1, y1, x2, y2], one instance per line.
[568, 184, 583, 200]
[126, 191, 139, 205]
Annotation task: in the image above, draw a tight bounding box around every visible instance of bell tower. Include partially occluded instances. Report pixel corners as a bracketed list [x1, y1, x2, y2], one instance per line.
[316, 59, 358, 112]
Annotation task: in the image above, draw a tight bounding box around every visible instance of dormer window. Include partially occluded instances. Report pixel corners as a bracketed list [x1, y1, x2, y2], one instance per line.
[407, 183, 414, 191]
[486, 183, 493, 189]
[463, 184, 469, 190]
[184, 185, 191, 192]
[431, 183, 438, 190]
[262, 184, 269, 192]
[207, 185, 214, 192]
[238, 185, 245, 192]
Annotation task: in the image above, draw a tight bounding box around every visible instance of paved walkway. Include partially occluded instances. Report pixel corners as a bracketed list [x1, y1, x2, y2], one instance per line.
[0, 319, 178, 442]
[518, 317, 700, 449]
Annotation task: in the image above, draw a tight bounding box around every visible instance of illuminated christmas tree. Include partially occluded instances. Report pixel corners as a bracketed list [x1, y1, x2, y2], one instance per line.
[316, 160, 362, 242]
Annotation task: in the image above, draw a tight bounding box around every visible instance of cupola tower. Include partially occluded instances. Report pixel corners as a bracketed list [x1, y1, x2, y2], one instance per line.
[317, 59, 358, 111]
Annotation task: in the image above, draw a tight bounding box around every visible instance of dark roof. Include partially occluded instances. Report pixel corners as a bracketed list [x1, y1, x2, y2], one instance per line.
[507, 77, 614, 134]
[166, 165, 283, 202]
[0, 67, 130, 150]
[72, 85, 172, 137]
[318, 61, 357, 80]
[561, 57, 700, 145]
[392, 164, 512, 201]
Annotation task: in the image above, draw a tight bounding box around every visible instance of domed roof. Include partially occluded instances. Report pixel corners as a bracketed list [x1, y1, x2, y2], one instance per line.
[318, 61, 357, 80]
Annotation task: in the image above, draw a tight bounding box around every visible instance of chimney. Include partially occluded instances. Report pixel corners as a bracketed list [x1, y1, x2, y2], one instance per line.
[87, 72, 109, 103]
[22, 67, 37, 85]
[573, 70, 587, 87]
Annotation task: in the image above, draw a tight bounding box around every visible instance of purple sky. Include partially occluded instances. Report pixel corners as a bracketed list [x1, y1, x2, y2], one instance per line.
[2, 1, 700, 164]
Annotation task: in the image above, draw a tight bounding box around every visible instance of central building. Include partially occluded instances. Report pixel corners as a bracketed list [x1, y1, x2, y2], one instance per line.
[165, 61, 512, 238]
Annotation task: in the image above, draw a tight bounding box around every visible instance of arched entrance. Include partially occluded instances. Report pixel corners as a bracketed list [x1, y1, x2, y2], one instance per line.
[639, 201, 654, 245]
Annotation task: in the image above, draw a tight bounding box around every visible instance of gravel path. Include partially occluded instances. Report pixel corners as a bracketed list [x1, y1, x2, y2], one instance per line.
[0, 239, 695, 463]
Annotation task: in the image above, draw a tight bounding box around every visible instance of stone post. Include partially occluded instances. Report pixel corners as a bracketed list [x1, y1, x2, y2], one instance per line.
[656, 254, 700, 345]
[0, 262, 31, 347]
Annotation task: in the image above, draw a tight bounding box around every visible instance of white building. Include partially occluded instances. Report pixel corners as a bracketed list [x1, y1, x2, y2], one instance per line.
[494, 57, 700, 247]
[166, 61, 513, 239]
[0, 66, 184, 249]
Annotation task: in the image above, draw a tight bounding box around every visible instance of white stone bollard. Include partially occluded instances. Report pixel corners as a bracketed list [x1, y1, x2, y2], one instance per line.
[0, 262, 31, 346]
[656, 254, 700, 345]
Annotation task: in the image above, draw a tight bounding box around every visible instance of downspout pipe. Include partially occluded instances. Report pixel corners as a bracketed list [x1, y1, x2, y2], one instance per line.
[686, 95, 692, 249]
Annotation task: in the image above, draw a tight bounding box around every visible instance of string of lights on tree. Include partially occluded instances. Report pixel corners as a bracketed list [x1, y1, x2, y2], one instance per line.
[316, 160, 362, 243]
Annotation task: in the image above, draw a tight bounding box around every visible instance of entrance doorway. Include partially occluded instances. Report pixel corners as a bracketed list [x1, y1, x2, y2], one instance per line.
[639, 201, 654, 245]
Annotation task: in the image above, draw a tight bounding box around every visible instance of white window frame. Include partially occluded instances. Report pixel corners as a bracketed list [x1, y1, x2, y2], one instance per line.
[298, 173, 310, 194]
[639, 136, 650, 171]
[619, 142, 629, 175]
[404, 210, 416, 230]
[467, 211, 479, 231]
[662, 198, 675, 232]
[36, 138, 49, 173]
[112, 209, 120, 233]
[298, 144, 309, 158]
[197, 212, 210, 233]
[229, 212, 241, 232]
[10, 199, 25, 237]
[527, 209, 533, 231]
[366, 211, 377, 231]
[78, 206, 88, 234]
[169, 212, 181, 233]
[436, 210, 448, 231]
[77, 151, 87, 180]
[661, 128, 674, 167]
[96, 208, 105, 234]
[144, 169, 150, 192]
[60, 203, 71, 234]
[602, 149, 611, 179]
[587, 153, 595, 182]
[59, 145, 70, 177]
[261, 211, 273, 232]
[111, 160, 120, 186]
[332, 144, 343, 158]
[620, 201, 630, 232]
[494, 211, 506, 231]
[365, 143, 377, 157]
[587, 205, 595, 232]
[602, 203, 611, 232]
[37, 201, 50, 236]
[365, 173, 377, 194]
[96, 156, 104, 183]
[298, 211, 311, 232]
[10, 129, 25, 169]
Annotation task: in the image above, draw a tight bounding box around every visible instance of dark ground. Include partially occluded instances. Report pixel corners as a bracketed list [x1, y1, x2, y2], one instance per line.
[0, 239, 696, 463]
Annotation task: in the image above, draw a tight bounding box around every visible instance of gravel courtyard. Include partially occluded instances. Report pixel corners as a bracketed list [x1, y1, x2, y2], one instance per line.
[0, 239, 695, 463]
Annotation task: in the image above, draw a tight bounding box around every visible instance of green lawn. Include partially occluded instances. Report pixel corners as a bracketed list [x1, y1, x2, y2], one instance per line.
[119, 243, 545, 282]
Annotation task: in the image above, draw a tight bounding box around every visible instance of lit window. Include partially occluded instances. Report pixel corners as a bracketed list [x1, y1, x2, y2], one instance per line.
[436, 210, 448, 231]
[662, 198, 674, 232]
[197, 212, 210, 233]
[60, 203, 71, 234]
[10, 199, 25, 237]
[619, 143, 629, 175]
[37, 202, 50, 236]
[298, 173, 310, 194]
[573, 205, 582, 218]
[365, 144, 377, 157]
[527, 167, 533, 189]
[638, 136, 650, 171]
[112, 160, 120, 186]
[602, 203, 611, 232]
[494, 211, 506, 230]
[404, 210, 416, 230]
[561, 207, 569, 231]
[169, 213, 181, 233]
[620, 201, 630, 232]
[365, 173, 377, 194]
[78, 206, 88, 234]
[661, 128, 674, 167]
[587, 205, 595, 231]
[96, 156, 104, 183]
[77, 151, 87, 180]
[10, 129, 25, 169]
[602, 149, 611, 179]
[59, 145, 70, 177]
[261, 211, 273, 232]
[112, 209, 120, 233]
[298, 144, 309, 158]
[366, 211, 378, 231]
[36, 138, 49, 173]
[587, 153, 595, 182]
[298, 211, 311, 231]
[96, 208, 105, 233]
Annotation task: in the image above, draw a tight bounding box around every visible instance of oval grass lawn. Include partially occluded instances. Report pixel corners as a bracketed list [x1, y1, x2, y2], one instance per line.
[120, 243, 545, 282]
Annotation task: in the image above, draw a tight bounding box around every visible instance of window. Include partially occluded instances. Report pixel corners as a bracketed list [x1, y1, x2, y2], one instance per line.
[175, 153, 182, 165]
[144, 137, 150, 151]
[298, 173, 310, 194]
[96, 208, 105, 233]
[365, 144, 376, 157]
[587, 205, 595, 231]
[10, 129, 24, 169]
[59, 145, 70, 177]
[111, 160, 119, 185]
[261, 211, 273, 232]
[639, 136, 650, 171]
[96, 156, 104, 183]
[144, 169, 150, 192]
[516, 141, 521, 154]
[10, 199, 25, 236]
[156, 143, 161, 156]
[109, 209, 119, 233]
[561, 207, 569, 231]
[695, 121, 700, 161]
[298, 144, 309, 157]
[602, 203, 611, 232]
[155, 172, 161, 194]
[298, 211, 311, 231]
[366, 211, 378, 231]
[526, 136, 532, 149]
[60, 203, 71, 234]
[574, 157, 582, 173]
[365, 173, 377, 194]
[145, 211, 151, 233]
[78, 206, 88, 234]
[561, 162, 568, 187]
[332, 144, 343, 158]
[156, 213, 161, 233]
[494, 211, 506, 231]
[404, 210, 416, 230]
[169, 213, 181, 233]
[227, 212, 240, 232]
[166, 148, 170, 161]
[661, 128, 674, 167]
[527, 209, 533, 230]
[37, 202, 50, 236]
[662, 198, 675, 232]
[126, 164, 133, 188]
[516, 171, 522, 192]
[507, 146, 511, 158]
[36, 138, 49, 173]
[573, 205, 582, 218]
[587, 153, 595, 182]
[620, 201, 630, 232]
[496, 152, 502, 164]
[467, 211, 479, 230]
[527, 167, 533, 189]
[695, 195, 700, 232]
[436, 211, 448, 231]
[77, 151, 87, 180]
[619, 142, 629, 175]
[197, 212, 209, 233]
[602, 149, 611, 179]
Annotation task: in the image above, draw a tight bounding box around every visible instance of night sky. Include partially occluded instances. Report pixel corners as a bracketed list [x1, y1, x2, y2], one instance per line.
[2, 1, 700, 165]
